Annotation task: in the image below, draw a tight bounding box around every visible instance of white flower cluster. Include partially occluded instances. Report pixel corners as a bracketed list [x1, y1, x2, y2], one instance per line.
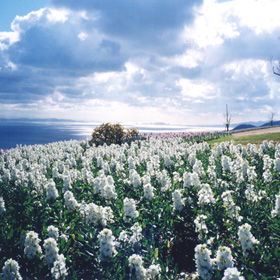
[194, 214, 208, 240]
[274, 158, 280, 172]
[0, 197, 6, 214]
[183, 172, 201, 188]
[245, 185, 265, 202]
[24, 231, 42, 259]
[124, 197, 139, 220]
[47, 225, 59, 240]
[221, 155, 232, 174]
[128, 254, 161, 280]
[101, 180, 117, 200]
[128, 254, 147, 280]
[143, 183, 154, 200]
[263, 170, 272, 183]
[129, 222, 143, 245]
[238, 223, 259, 256]
[213, 246, 233, 271]
[156, 170, 171, 191]
[64, 190, 80, 211]
[130, 169, 142, 189]
[43, 236, 68, 278]
[83, 203, 114, 226]
[1, 258, 22, 280]
[51, 253, 68, 279]
[43, 237, 59, 264]
[222, 267, 244, 280]
[193, 160, 205, 177]
[194, 244, 213, 280]
[147, 264, 162, 279]
[198, 184, 215, 205]
[271, 193, 280, 218]
[98, 228, 117, 261]
[46, 179, 59, 200]
[118, 222, 143, 246]
[221, 190, 242, 222]
[172, 189, 185, 211]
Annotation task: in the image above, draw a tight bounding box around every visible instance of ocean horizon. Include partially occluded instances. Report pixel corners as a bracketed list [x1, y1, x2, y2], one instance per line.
[0, 119, 224, 149]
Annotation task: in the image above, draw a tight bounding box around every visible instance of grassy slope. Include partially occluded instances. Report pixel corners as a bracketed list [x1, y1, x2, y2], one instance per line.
[207, 133, 280, 146]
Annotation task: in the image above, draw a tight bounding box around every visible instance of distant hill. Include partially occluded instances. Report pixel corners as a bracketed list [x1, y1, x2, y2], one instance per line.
[260, 120, 280, 127]
[233, 124, 256, 131]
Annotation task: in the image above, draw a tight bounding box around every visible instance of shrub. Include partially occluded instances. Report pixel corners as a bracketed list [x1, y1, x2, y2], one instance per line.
[91, 123, 141, 146]
[91, 123, 126, 146]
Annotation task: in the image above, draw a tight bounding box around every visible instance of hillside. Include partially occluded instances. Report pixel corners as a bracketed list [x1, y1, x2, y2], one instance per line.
[232, 124, 256, 130]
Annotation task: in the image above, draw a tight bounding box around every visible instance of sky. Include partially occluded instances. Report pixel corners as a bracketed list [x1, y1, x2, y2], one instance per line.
[0, 0, 280, 125]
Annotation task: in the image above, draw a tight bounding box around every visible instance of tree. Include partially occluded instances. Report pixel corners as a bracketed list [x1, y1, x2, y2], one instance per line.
[271, 58, 280, 76]
[225, 104, 231, 131]
[269, 112, 275, 126]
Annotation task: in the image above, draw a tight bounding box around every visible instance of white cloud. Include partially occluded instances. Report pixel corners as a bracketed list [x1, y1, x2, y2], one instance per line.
[46, 8, 69, 23]
[183, 0, 240, 48]
[78, 32, 88, 41]
[233, 0, 280, 34]
[1, 0, 280, 125]
[177, 79, 218, 99]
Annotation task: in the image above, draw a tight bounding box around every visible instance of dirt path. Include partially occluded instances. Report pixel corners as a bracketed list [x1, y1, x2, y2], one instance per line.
[232, 126, 280, 138]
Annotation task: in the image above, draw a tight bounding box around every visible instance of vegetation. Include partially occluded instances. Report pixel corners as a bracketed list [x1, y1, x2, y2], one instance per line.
[91, 123, 141, 146]
[0, 135, 280, 279]
[207, 132, 280, 147]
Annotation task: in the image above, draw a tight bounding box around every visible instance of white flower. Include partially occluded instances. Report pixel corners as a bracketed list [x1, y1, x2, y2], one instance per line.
[101, 182, 117, 200]
[24, 231, 42, 259]
[51, 254, 68, 279]
[193, 160, 205, 177]
[143, 183, 154, 200]
[46, 179, 59, 200]
[98, 228, 117, 261]
[271, 194, 280, 218]
[191, 172, 201, 187]
[221, 191, 243, 222]
[128, 254, 147, 280]
[263, 170, 272, 183]
[0, 197, 6, 215]
[222, 267, 244, 280]
[43, 237, 59, 264]
[221, 155, 231, 174]
[172, 189, 185, 211]
[183, 172, 192, 188]
[47, 225, 59, 241]
[147, 264, 161, 279]
[198, 184, 215, 205]
[213, 246, 233, 271]
[64, 191, 79, 211]
[129, 223, 143, 245]
[195, 244, 213, 280]
[238, 223, 259, 256]
[84, 203, 114, 226]
[194, 214, 208, 239]
[124, 197, 139, 220]
[2, 258, 22, 280]
[118, 230, 129, 243]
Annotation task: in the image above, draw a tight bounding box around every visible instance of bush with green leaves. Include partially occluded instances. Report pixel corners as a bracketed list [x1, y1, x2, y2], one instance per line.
[91, 123, 141, 146]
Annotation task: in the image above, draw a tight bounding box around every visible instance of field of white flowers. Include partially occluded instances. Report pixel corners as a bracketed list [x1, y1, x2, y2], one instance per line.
[0, 137, 279, 279]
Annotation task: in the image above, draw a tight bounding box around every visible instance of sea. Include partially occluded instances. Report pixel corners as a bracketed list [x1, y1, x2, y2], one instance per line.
[0, 119, 224, 150]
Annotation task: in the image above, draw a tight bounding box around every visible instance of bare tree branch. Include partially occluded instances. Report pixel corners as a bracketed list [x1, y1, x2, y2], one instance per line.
[225, 104, 231, 131]
[270, 57, 280, 76]
[269, 112, 275, 126]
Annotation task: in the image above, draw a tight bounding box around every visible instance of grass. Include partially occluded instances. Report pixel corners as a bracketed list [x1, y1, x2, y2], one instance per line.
[208, 132, 280, 146]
